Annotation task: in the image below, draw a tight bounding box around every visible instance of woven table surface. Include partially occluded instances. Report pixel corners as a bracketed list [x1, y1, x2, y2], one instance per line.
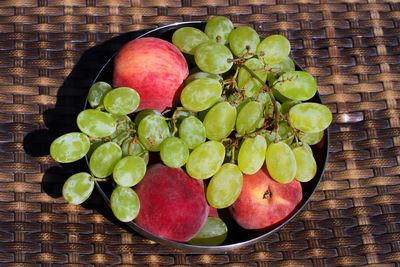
[1, 0, 400, 266]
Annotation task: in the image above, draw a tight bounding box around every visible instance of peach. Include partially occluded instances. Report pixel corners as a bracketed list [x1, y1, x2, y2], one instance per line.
[134, 164, 209, 242]
[229, 166, 302, 230]
[113, 37, 189, 112]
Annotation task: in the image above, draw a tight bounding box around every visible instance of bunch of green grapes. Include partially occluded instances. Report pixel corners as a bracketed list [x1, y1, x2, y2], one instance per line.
[50, 82, 144, 223]
[50, 16, 332, 246]
[172, 16, 332, 204]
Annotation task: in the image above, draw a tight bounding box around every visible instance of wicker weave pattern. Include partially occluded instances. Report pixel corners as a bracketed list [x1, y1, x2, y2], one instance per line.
[1, 0, 399, 266]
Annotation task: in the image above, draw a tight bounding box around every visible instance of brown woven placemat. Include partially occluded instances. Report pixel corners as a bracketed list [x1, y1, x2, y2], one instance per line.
[1, 0, 400, 266]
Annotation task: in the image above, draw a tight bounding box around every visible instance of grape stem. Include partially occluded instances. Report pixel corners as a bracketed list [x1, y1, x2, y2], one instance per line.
[135, 150, 148, 160]
[241, 45, 255, 58]
[170, 107, 197, 136]
[283, 114, 302, 146]
[236, 62, 282, 143]
[128, 138, 137, 155]
[232, 63, 241, 80]
[230, 146, 236, 164]
[169, 117, 178, 137]
[220, 137, 240, 163]
[102, 136, 111, 142]
[89, 176, 109, 182]
[239, 76, 253, 94]
[95, 104, 105, 111]
[116, 119, 136, 129]
[116, 131, 132, 146]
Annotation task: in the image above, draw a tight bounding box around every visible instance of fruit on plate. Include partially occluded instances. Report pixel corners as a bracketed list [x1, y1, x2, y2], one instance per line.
[134, 164, 209, 242]
[188, 216, 228, 246]
[49, 16, 332, 246]
[113, 37, 189, 112]
[229, 166, 302, 230]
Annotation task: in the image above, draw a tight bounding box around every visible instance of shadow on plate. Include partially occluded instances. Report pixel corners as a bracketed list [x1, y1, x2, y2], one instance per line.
[22, 29, 148, 231]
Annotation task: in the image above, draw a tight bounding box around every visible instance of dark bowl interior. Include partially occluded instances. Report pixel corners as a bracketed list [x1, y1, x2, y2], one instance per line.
[87, 21, 329, 253]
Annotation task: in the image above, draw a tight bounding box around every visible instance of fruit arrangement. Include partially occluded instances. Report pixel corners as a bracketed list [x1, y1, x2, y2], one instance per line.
[50, 17, 332, 246]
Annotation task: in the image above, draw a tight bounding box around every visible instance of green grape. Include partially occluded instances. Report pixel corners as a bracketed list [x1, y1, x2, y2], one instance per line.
[87, 81, 112, 108]
[272, 87, 291, 102]
[226, 92, 246, 108]
[134, 109, 161, 126]
[172, 27, 209, 55]
[113, 156, 146, 187]
[262, 130, 277, 146]
[266, 56, 295, 85]
[237, 58, 268, 97]
[233, 98, 250, 114]
[87, 138, 104, 159]
[281, 100, 301, 114]
[262, 123, 293, 145]
[194, 41, 233, 74]
[257, 34, 291, 64]
[265, 141, 296, 183]
[109, 130, 129, 145]
[89, 142, 122, 178]
[267, 56, 295, 75]
[203, 101, 236, 141]
[197, 106, 212, 122]
[204, 16, 234, 44]
[173, 109, 195, 125]
[184, 72, 222, 85]
[121, 137, 149, 164]
[180, 78, 222, 112]
[256, 116, 265, 129]
[103, 87, 140, 115]
[188, 217, 228, 246]
[228, 26, 260, 57]
[62, 172, 94, 205]
[236, 101, 263, 135]
[206, 163, 243, 209]
[238, 135, 267, 175]
[112, 114, 132, 127]
[304, 142, 313, 153]
[186, 141, 225, 180]
[300, 130, 324, 145]
[264, 100, 281, 118]
[257, 92, 271, 106]
[292, 142, 312, 154]
[109, 114, 133, 143]
[160, 137, 189, 168]
[179, 116, 206, 149]
[77, 109, 116, 138]
[138, 114, 170, 152]
[278, 121, 294, 145]
[261, 91, 272, 108]
[273, 71, 317, 101]
[50, 132, 90, 163]
[111, 186, 140, 222]
[121, 136, 135, 157]
[293, 146, 316, 182]
[289, 103, 332, 133]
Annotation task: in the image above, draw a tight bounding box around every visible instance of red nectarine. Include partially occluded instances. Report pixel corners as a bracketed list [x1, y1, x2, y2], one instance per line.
[113, 37, 189, 112]
[229, 166, 302, 230]
[134, 164, 209, 242]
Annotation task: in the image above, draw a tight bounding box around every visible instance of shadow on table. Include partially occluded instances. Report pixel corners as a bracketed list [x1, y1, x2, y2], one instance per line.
[23, 30, 147, 230]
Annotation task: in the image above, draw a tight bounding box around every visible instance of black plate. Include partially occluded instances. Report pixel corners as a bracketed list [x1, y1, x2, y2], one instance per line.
[87, 21, 329, 253]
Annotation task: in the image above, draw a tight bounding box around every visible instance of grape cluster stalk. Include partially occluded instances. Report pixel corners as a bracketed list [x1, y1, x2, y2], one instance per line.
[49, 16, 332, 246]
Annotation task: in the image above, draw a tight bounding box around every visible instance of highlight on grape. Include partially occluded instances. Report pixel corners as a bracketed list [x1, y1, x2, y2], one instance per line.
[49, 16, 332, 246]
